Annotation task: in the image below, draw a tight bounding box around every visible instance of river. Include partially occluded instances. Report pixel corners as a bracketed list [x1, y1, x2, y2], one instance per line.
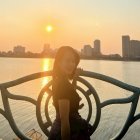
[0, 57, 139, 140]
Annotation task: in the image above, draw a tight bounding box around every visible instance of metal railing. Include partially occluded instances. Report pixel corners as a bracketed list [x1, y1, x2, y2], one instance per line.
[0, 70, 140, 140]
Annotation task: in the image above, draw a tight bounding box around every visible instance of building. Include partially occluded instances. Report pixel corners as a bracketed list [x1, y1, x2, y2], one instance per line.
[81, 39, 102, 57]
[130, 40, 140, 58]
[13, 45, 26, 54]
[42, 43, 51, 54]
[82, 45, 93, 57]
[122, 35, 130, 58]
[42, 44, 51, 53]
[122, 35, 140, 58]
[94, 39, 101, 55]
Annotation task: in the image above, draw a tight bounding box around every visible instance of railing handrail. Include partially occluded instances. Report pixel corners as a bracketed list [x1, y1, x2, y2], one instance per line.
[0, 70, 140, 94]
[0, 70, 140, 140]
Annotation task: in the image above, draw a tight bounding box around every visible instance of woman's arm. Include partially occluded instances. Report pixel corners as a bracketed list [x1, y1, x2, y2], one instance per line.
[58, 99, 70, 140]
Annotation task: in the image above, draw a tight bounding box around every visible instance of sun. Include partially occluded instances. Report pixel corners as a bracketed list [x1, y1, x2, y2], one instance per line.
[45, 25, 53, 33]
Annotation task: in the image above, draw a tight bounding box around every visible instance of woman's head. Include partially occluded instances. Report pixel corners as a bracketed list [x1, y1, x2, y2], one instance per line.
[53, 46, 80, 80]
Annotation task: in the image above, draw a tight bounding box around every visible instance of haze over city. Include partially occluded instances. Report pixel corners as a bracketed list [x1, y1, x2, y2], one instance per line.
[0, 0, 140, 55]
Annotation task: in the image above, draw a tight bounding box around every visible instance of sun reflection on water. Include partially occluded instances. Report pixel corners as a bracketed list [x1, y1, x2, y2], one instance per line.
[41, 58, 53, 101]
[41, 58, 55, 118]
[41, 58, 52, 88]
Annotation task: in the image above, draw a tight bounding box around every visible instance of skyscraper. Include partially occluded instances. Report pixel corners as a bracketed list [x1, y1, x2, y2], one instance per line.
[122, 35, 130, 58]
[42, 43, 51, 54]
[130, 40, 140, 58]
[82, 45, 93, 56]
[94, 40, 101, 55]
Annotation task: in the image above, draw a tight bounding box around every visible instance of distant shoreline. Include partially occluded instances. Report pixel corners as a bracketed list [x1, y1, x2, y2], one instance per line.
[0, 56, 140, 62]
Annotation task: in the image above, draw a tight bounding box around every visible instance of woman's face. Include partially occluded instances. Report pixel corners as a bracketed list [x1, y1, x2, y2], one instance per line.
[59, 51, 76, 76]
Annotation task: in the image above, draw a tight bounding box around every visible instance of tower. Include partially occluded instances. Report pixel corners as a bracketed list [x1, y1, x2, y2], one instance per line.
[122, 35, 130, 58]
[94, 39, 101, 55]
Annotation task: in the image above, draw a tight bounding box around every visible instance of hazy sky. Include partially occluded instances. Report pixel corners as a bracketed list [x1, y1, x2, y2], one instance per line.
[0, 0, 140, 55]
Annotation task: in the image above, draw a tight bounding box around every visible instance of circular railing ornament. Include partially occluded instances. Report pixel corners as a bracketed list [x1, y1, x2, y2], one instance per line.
[76, 77, 101, 135]
[36, 80, 53, 136]
[36, 76, 101, 137]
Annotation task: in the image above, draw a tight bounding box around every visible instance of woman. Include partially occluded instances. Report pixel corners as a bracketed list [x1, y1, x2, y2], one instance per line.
[48, 46, 92, 140]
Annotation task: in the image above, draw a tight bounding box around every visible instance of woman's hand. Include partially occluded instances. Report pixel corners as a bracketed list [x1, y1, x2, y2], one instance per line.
[74, 67, 84, 78]
[72, 67, 83, 88]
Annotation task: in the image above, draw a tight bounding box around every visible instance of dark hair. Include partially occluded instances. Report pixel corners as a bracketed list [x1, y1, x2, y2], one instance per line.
[52, 46, 80, 80]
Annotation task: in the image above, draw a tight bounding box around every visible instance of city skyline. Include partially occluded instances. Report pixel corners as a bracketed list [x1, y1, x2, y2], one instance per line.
[0, 0, 140, 55]
[1, 34, 140, 58]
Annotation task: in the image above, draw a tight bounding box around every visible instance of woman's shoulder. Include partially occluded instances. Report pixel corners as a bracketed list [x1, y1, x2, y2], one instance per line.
[52, 77, 75, 100]
[52, 76, 71, 87]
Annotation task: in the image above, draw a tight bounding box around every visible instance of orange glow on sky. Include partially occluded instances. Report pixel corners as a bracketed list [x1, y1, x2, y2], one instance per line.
[0, 0, 140, 56]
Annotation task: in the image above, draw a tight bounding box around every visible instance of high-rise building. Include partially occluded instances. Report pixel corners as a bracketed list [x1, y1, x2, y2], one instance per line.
[13, 45, 26, 54]
[122, 35, 130, 58]
[42, 43, 51, 54]
[130, 40, 140, 58]
[122, 35, 140, 58]
[82, 45, 93, 56]
[94, 40, 101, 55]
[81, 39, 102, 57]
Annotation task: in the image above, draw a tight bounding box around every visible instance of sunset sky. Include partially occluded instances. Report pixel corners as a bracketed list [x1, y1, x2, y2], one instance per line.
[0, 0, 140, 55]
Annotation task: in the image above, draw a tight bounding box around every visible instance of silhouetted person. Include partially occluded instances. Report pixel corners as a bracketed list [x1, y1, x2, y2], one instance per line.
[48, 46, 92, 140]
